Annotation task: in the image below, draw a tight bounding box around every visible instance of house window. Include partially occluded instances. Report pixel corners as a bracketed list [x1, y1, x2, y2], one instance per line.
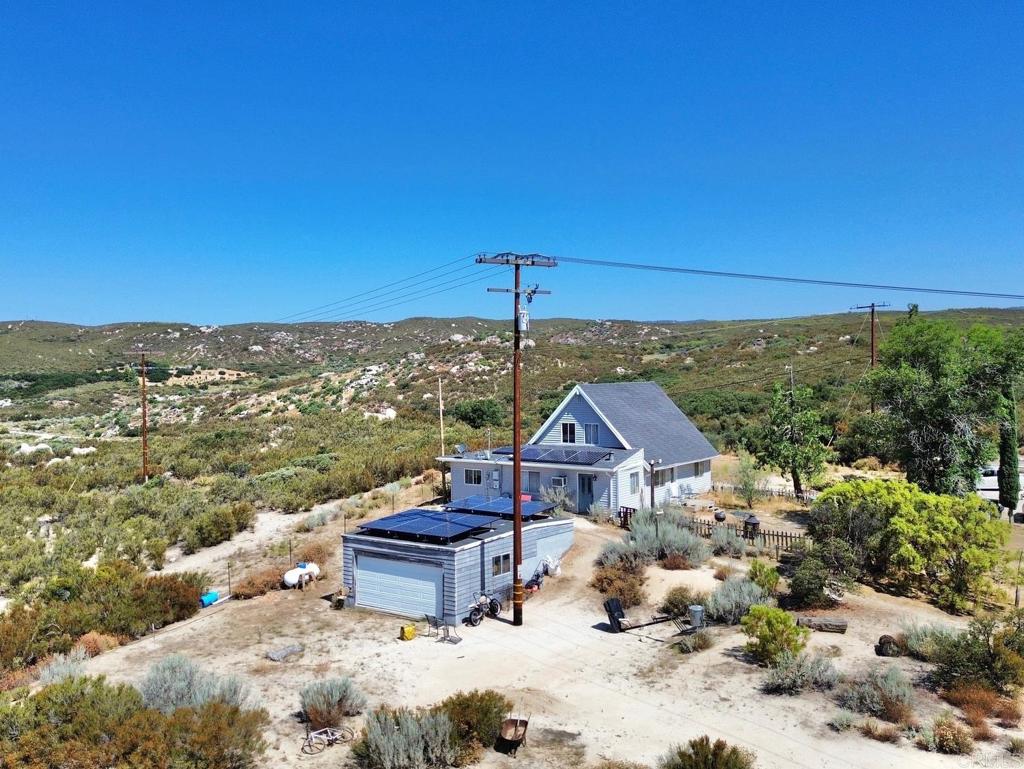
[629, 471, 640, 494]
[561, 422, 576, 443]
[654, 467, 674, 486]
[584, 423, 600, 444]
[693, 462, 701, 476]
[465, 468, 482, 485]
[522, 471, 540, 494]
[492, 553, 511, 576]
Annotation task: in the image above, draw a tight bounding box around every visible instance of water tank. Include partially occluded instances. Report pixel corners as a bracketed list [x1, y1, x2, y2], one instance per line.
[688, 604, 704, 628]
[283, 562, 321, 588]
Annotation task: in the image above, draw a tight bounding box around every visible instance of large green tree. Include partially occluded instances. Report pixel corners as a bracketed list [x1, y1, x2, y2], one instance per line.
[754, 383, 833, 497]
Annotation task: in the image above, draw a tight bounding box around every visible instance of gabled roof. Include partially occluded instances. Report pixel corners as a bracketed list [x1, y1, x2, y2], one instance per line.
[576, 381, 718, 467]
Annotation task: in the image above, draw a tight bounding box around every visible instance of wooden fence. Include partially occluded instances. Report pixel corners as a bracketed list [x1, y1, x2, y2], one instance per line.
[711, 482, 818, 503]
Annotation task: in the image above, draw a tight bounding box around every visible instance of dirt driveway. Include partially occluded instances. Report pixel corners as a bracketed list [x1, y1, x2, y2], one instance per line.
[87, 519, 983, 769]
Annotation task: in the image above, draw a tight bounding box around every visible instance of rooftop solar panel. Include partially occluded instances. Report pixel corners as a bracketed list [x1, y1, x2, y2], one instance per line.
[491, 445, 612, 465]
[446, 495, 557, 517]
[358, 509, 496, 542]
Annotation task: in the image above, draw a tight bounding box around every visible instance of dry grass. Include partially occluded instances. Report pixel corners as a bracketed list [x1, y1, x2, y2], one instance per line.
[996, 698, 1022, 728]
[943, 683, 999, 716]
[295, 539, 335, 568]
[860, 719, 901, 743]
[714, 564, 737, 581]
[234, 566, 284, 599]
[661, 553, 692, 570]
[76, 631, 120, 657]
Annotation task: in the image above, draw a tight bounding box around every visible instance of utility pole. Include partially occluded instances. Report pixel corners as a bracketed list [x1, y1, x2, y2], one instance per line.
[477, 252, 556, 626]
[438, 377, 447, 500]
[852, 302, 889, 412]
[648, 458, 661, 510]
[134, 350, 163, 483]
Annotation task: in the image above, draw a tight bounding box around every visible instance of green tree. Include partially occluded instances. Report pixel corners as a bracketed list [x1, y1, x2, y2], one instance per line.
[754, 383, 833, 497]
[734, 449, 766, 508]
[998, 388, 1020, 515]
[447, 399, 504, 429]
[741, 605, 809, 664]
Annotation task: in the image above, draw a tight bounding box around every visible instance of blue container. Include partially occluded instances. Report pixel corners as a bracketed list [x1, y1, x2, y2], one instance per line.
[199, 591, 219, 608]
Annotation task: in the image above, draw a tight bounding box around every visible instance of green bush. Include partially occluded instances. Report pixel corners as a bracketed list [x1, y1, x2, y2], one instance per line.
[677, 629, 714, 654]
[37, 646, 88, 685]
[659, 586, 706, 618]
[899, 621, 958, 662]
[932, 613, 1024, 693]
[300, 677, 367, 729]
[762, 651, 838, 694]
[928, 712, 974, 754]
[741, 606, 809, 664]
[658, 735, 754, 769]
[710, 528, 746, 558]
[705, 578, 773, 625]
[747, 559, 779, 595]
[437, 688, 512, 761]
[140, 654, 250, 714]
[356, 707, 457, 769]
[836, 666, 914, 724]
[590, 565, 647, 609]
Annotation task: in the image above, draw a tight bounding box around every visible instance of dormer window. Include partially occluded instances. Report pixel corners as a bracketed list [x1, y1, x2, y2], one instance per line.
[562, 423, 576, 443]
[584, 423, 600, 444]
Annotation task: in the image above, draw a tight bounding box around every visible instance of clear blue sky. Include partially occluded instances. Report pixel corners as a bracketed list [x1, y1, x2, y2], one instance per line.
[1, 2, 1021, 325]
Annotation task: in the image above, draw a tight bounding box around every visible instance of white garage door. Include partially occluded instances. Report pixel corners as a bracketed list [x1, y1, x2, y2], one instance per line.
[355, 554, 444, 618]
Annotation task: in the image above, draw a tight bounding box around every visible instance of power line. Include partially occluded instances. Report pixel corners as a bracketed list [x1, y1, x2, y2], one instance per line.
[538, 253, 1024, 301]
[271, 253, 476, 323]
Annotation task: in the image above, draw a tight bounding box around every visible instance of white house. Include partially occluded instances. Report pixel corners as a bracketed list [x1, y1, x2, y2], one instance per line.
[440, 381, 718, 513]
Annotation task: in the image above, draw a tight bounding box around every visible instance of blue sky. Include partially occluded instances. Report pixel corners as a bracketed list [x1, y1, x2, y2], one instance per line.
[1, 2, 1021, 325]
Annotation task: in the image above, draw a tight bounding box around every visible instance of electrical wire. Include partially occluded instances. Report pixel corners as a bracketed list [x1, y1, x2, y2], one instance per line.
[532, 253, 1024, 301]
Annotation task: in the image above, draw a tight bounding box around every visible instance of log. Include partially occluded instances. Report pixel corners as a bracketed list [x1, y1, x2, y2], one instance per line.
[796, 616, 848, 634]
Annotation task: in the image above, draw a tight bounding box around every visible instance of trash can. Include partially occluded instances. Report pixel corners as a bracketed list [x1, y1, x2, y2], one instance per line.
[743, 514, 761, 540]
[688, 605, 704, 628]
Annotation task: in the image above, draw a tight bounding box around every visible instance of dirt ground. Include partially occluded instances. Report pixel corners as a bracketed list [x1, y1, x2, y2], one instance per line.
[84, 515, 1011, 769]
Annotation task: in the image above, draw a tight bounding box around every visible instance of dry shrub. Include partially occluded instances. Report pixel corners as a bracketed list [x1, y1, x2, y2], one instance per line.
[296, 539, 334, 567]
[76, 631, 120, 657]
[300, 678, 366, 730]
[942, 683, 999, 716]
[234, 566, 282, 599]
[860, 719, 900, 743]
[0, 666, 37, 692]
[1009, 737, 1024, 756]
[590, 565, 646, 609]
[932, 713, 974, 755]
[661, 553, 691, 570]
[714, 564, 737, 581]
[970, 719, 996, 742]
[996, 698, 1022, 728]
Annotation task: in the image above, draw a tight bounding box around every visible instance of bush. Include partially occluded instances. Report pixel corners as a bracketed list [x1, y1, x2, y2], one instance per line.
[788, 556, 833, 608]
[996, 697, 1022, 728]
[659, 586, 706, 618]
[705, 578, 773, 625]
[233, 566, 282, 599]
[1009, 736, 1024, 756]
[762, 651, 838, 695]
[296, 539, 334, 567]
[828, 710, 856, 732]
[38, 647, 88, 685]
[860, 718, 901, 743]
[297, 511, 328, 532]
[300, 677, 367, 729]
[933, 613, 1024, 694]
[661, 553, 691, 570]
[76, 631, 119, 657]
[741, 606, 809, 664]
[899, 621, 957, 662]
[710, 528, 746, 558]
[676, 629, 714, 654]
[356, 707, 457, 769]
[836, 666, 914, 724]
[747, 559, 780, 595]
[930, 712, 974, 754]
[942, 683, 998, 715]
[658, 736, 754, 769]
[140, 654, 249, 714]
[590, 565, 647, 609]
[436, 689, 511, 762]
[713, 564, 737, 581]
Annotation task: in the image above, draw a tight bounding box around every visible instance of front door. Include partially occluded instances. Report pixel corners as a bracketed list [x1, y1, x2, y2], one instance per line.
[578, 474, 594, 513]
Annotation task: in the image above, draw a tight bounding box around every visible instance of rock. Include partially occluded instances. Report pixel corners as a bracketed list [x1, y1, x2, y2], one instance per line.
[876, 634, 903, 657]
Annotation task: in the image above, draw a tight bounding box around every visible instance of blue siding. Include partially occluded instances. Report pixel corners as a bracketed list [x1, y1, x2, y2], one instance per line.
[536, 393, 624, 448]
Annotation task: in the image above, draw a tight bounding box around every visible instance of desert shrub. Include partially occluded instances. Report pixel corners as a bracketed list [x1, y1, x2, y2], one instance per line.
[852, 456, 883, 472]
[1009, 736, 1024, 756]
[356, 707, 457, 769]
[899, 621, 958, 662]
[628, 510, 711, 566]
[300, 677, 367, 729]
[76, 631, 119, 657]
[676, 629, 714, 654]
[933, 612, 1024, 694]
[297, 510, 328, 532]
[762, 651, 838, 695]
[233, 566, 282, 599]
[37, 646, 88, 685]
[437, 689, 511, 761]
[705, 578, 773, 625]
[836, 666, 914, 724]
[296, 539, 334, 566]
[710, 528, 746, 558]
[930, 712, 974, 754]
[827, 710, 856, 732]
[140, 654, 249, 714]
[713, 564, 737, 581]
[942, 683, 998, 715]
[590, 565, 647, 609]
[661, 553, 691, 570]
[658, 735, 754, 769]
[787, 556, 833, 608]
[596, 541, 649, 571]
[860, 718, 901, 743]
[660, 586, 706, 618]
[747, 559, 780, 595]
[996, 697, 1022, 728]
[741, 606, 809, 664]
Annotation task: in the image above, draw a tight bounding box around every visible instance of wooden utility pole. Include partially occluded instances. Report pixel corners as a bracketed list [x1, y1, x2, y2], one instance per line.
[477, 252, 556, 626]
[852, 302, 889, 412]
[134, 350, 163, 483]
[438, 377, 447, 500]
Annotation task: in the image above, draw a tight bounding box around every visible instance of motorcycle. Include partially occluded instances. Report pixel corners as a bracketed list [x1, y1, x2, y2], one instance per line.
[467, 592, 503, 626]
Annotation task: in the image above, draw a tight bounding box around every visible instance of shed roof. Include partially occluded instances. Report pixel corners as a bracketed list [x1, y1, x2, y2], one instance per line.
[578, 381, 718, 466]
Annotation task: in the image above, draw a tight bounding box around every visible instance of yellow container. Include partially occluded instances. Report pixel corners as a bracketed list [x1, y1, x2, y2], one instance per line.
[399, 624, 417, 641]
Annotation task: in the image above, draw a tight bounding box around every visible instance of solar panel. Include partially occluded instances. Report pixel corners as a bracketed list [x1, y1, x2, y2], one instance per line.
[359, 509, 496, 542]
[446, 495, 557, 517]
[490, 445, 613, 466]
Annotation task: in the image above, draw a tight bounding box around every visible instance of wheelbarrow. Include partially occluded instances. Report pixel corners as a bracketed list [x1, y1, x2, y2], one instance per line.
[496, 714, 529, 757]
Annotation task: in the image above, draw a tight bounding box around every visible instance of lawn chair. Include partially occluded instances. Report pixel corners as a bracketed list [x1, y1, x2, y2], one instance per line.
[424, 615, 441, 638]
[439, 615, 462, 644]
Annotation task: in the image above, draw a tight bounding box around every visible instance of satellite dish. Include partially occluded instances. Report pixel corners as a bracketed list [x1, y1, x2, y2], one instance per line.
[454, 443, 468, 455]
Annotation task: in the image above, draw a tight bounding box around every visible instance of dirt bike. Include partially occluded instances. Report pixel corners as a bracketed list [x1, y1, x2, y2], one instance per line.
[467, 591, 503, 626]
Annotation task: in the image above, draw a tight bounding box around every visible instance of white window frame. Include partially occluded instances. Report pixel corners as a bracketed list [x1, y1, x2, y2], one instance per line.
[584, 423, 600, 444]
[522, 470, 540, 494]
[629, 471, 640, 494]
[654, 467, 675, 486]
[561, 422, 576, 443]
[465, 468, 482, 485]
[492, 553, 511, 576]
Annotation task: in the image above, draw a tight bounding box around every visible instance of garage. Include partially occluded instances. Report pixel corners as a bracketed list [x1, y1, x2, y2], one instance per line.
[354, 554, 443, 618]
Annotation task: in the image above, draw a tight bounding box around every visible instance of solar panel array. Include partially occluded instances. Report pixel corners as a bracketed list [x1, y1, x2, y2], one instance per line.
[492, 445, 612, 465]
[447, 495, 556, 518]
[359, 509, 497, 542]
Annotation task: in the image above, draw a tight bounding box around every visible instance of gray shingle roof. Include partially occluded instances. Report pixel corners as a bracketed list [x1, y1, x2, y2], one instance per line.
[578, 381, 718, 466]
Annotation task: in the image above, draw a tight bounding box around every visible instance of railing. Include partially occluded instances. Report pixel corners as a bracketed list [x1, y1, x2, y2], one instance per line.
[680, 515, 808, 554]
[711, 482, 818, 503]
